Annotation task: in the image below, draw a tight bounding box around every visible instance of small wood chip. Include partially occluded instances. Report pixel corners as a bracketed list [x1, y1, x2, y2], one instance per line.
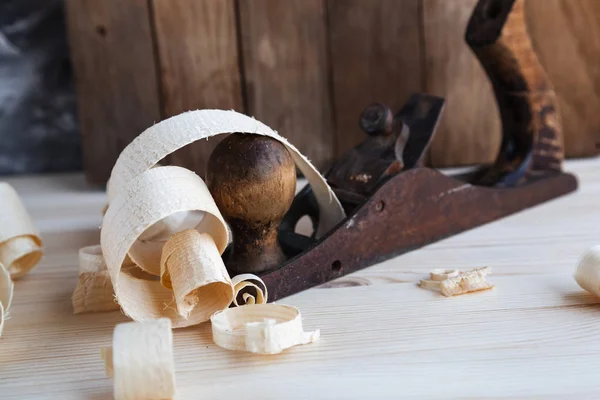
[440, 267, 493, 297]
[72, 245, 120, 314]
[419, 267, 493, 297]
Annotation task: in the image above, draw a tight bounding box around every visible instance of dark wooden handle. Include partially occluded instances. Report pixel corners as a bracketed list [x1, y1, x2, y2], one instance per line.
[206, 134, 296, 275]
[466, 0, 564, 186]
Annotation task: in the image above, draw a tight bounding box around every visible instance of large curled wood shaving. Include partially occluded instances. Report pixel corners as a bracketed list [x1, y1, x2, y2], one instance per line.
[211, 304, 320, 355]
[574, 245, 600, 297]
[105, 109, 345, 237]
[101, 318, 176, 400]
[93, 110, 343, 326]
[0, 182, 43, 279]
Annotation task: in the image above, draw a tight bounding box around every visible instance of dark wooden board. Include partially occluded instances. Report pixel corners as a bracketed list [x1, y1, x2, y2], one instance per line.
[151, 0, 244, 177]
[65, 0, 161, 184]
[423, 0, 501, 167]
[527, 0, 600, 158]
[327, 0, 423, 157]
[68, 0, 600, 183]
[238, 0, 335, 171]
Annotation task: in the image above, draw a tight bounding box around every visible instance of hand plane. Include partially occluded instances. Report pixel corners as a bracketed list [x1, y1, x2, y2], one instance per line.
[206, 0, 577, 302]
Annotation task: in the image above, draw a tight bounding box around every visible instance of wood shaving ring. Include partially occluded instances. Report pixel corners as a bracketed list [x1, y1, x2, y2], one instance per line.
[231, 273, 268, 306]
[211, 304, 319, 355]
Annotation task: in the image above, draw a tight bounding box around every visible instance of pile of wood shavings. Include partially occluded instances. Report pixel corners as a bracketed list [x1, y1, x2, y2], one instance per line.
[75, 110, 333, 399]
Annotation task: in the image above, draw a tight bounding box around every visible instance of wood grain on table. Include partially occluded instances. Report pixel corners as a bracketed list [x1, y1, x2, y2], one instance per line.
[1, 158, 599, 399]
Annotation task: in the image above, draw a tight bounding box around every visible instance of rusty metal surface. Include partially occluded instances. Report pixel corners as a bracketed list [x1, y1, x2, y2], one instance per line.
[279, 93, 445, 241]
[263, 168, 577, 301]
[326, 94, 445, 197]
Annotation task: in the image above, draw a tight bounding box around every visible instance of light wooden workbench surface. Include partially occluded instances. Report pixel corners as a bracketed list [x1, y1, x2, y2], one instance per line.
[1, 158, 599, 399]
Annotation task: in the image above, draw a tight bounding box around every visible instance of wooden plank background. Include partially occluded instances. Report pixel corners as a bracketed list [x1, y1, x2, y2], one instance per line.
[238, 0, 335, 171]
[65, 0, 162, 183]
[66, 0, 600, 184]
[423, 0, 502, 167]
[151, 0, 244, 174]
[327, 0, 423, 157]
[526, 0, 600, 158]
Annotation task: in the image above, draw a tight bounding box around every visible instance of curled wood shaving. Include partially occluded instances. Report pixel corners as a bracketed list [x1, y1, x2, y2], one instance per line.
[231, 273, 268, 306]
[0, 182, 43, 279]
[0, 183, 40, 336]
[211, 304, 320, 355]
[101, 318, 176, 400]
[159, 229, 233, 319]
[441, 267, 493, 297]
[574, 245, 600, 297]
[72, 245, 119, 314]
[101, 166, 230, 328]
[0, 262, 14, 337]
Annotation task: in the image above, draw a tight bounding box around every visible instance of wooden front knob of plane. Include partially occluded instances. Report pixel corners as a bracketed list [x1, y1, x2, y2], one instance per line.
[206, 133, 296, 275]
